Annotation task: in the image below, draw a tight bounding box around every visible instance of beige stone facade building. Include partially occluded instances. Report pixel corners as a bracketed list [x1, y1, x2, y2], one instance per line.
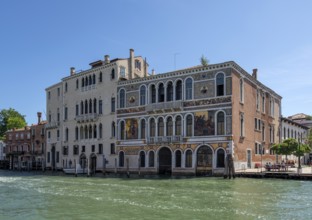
[45, 49, 148, 172]
[116, 62, 282, 175]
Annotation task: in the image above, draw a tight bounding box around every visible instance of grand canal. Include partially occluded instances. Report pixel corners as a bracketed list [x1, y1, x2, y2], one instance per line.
[0, 171, 312, 220]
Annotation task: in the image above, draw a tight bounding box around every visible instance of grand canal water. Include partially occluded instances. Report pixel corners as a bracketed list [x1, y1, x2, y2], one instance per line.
[0, 171, 312, 220]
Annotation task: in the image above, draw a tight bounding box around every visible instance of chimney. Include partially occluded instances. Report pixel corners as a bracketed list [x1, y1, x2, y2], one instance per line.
[152, 69, 155, 75]
[129, 48, 134, 79]
[104, 55, 110, 64]
[37, 112, 42, 124]
[70, 67, 75, 76]
[252, 68, 258, 79]
[144, 57, 148, 77]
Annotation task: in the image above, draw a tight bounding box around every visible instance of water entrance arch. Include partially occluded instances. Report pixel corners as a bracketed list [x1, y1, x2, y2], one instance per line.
[158, 147, 172, 174]
[196, 145, 213, 176]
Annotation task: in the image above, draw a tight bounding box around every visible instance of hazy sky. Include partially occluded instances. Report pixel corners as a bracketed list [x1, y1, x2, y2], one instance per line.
[1, 0, 311, 124]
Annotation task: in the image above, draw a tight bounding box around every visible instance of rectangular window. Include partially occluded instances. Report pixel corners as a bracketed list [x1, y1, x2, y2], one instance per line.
[92, 145, 95, 152]
[48, 91, 51, 100]
[262, 122, 265, 142]
[56, 151, 59, 163]
[73, 145, 79, 155]
[57, 88, 60, 96]
[82, 146, 85, 153]
[99, 100, 103, 114]
[64, 107, 68, 120]
[120, 67, 126, 78]
[111, 98, 115, 112]
[48, 131, 51, 139]
[110, 143, 115, 154]
[262, 93, 265, 113]
[47, 152, 50, 163]
[98, 144, 103, 154]
[76, 104, 79, 116]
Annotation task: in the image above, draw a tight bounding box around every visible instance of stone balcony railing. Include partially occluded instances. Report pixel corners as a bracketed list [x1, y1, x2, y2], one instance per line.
[45, 122, 59, 129]
[146, 101, 183, 113]
[75, 113, 99, 123]
[147, 135, 182, 144]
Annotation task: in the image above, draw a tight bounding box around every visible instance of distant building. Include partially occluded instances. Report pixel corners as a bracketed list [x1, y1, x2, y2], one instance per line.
[0, 141, 5, 160]
[4, 112, 47, 170]
[5, 126, 31, 170]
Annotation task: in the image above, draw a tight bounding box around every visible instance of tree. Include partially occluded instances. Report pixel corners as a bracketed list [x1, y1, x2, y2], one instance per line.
[271, 138, 298, 161]
[293, 143, 311, 169]
[0, 108, 27, 140]
[200, 55, 209, 66]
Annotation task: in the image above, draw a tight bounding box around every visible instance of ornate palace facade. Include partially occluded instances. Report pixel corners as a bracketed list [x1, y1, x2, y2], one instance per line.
[116, 62, 282, 175]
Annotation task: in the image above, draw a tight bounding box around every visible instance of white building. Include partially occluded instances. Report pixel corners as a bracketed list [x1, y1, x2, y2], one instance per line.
[45, 49, 148, 172]
[281, 117, 309, 164]
[0, 141, 5, 160]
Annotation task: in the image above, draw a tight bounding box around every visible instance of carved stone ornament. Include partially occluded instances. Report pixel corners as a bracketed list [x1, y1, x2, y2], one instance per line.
[200, 86, 208, 94]
[129, 96, 135, 103]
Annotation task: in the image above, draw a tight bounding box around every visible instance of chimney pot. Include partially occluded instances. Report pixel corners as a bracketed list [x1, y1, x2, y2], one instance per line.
[252, 68, 258, 79]
[37, 112, 42, 124]
[104, 55, 110, 64]
[70, 67, 75, 76]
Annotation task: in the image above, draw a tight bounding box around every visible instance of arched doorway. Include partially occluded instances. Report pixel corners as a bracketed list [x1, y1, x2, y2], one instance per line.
[196, 145, 213, 176]
[79, 154, 87, 172]
[90, 154, 97, 175]
[158, 147, 172, 175]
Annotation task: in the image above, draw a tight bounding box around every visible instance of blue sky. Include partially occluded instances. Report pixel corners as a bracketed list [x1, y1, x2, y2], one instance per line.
[1, 0, 311, 124]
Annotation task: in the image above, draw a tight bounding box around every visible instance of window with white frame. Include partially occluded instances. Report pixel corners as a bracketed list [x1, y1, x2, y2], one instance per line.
[239, 78, 244, 103]
[240, 113, 244, 137]
[120, 67, 126, 78]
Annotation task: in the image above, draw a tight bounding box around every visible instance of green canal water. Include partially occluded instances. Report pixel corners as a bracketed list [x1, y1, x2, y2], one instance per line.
[0, 171, 312, 220]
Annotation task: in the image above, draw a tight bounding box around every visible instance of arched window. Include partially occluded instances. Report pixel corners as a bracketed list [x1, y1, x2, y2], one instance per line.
[120, 121, 125, 140]
[99, 123, 103, 139]
[140, 119, 146, 139]
[185, 150, 192, 167]
[82, 78, 85, 87]
[175, 150, 182, 167]
[93, 98, 97, 113]
[119, 89, 125, 108]
[151, 85, 156, 103]
[89, 125, 92, 139]
[84, 125, 88, 139]
[150, 118, 155, 137]
[99, 72, 103, 82]
[158, 118, 164, 137]
[185, 78, 193, 100]
[149, 151, 154, 167]
[81, 101, 84, 114]
[89, 99, 92, 113]
[65, 82, 68, 92]
[140, 86, 146, 105]
[186, 115, 193, 136]
[89, 75, 92, 85]
[240, 78, 244, 102]
[80, 126, 83, 139]
[175, 80, 182, 100]
[93, 125, 97, 138]
[75, 126, 79, 140]
[217, 112, 225, 135]
[240, 113, 244, 137]
[166, 117, 173, 136]
[65, 128, 69, 141]
[175, 116, 182, 136]
[119, 151, 124, 167]
[76, 79, 79, 89]
[112, 122, 116, 137]
[216, 149, 225, 168]
[283, 127, 286, 139]
[158, 83, 164, 102]
[111, 69, 115, 79]
[85, 100, 88, 114]
[167, 82, 173, 101]
[85, 77, 88, 86]
[139, 151, 145, 167]
[216, 73, 225, 96]
[93, 74, 96, 84]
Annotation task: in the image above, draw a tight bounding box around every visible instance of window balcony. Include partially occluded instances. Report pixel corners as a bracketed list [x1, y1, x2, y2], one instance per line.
[146, 101, 183, 113]
[75, 113, 99, 123]
[45, 122, 59, 129]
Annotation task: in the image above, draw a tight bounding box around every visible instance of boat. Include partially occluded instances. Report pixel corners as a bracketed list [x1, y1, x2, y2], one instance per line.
[63, 164, 88, 174]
